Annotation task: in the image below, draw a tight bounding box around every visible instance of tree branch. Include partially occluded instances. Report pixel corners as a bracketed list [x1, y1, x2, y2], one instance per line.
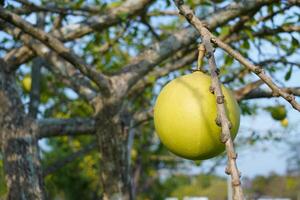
[0, 20, 97, 100]
[112, 0, 273, 98]
[2, 0, 152, 70]
[173, 1, 245, 199]
[37, 118, 96, 138]
[241, 87, 300, 100]
[234, 80, 264, 101]
[212, 36, 300, 111]
[0, 7, 111, 94]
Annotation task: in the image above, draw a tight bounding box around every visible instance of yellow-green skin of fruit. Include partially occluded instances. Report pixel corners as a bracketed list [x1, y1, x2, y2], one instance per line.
[154, 71, 240, 160]
[22, 75, 32, 92]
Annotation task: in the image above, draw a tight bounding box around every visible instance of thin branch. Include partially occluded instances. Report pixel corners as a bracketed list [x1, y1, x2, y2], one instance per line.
[0, 7, 111, 94]
[37, 107, 154, 138]
[3, 0, 152, 70]
[1, 20, 97, 100]
[171, 2, 300, 112]
[29, 13, 44, 118]
[241, 87, 300, 100]
[128, 49, 197, 98]
[37, 118, 96, 138]
[113, 0, 273, 98]
[211, 36, 300, 111]
[234, 80, 264, 101]
[173, 1, 245, 199]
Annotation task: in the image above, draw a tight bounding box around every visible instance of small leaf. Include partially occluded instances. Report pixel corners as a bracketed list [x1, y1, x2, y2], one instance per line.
[220, 26, 230, 37]
[285, 65, 293, 81]
[224, 55, 234, 66]
[242, 40, 250, 49]
[291, 36, 299, 47]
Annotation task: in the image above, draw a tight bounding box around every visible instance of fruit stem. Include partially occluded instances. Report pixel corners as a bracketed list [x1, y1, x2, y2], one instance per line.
[197, 43, 205, 71]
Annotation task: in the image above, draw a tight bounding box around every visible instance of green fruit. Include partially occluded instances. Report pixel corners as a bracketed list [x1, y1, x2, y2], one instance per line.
[280, 118, 288, 127]
[21, 75, 32, 92]
[269, 105, 287, 121]
[154, 71, 240, 160]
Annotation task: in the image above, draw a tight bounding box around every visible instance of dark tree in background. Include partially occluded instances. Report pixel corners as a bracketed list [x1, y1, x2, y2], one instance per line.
[0, 0, 300, 199]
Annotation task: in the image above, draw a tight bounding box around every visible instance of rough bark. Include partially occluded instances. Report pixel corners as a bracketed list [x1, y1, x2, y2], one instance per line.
[0, 65, 45, 200]
[95, 101, 132, 200]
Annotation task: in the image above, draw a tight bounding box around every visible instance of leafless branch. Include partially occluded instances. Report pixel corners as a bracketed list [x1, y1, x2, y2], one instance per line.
[173, 1, 245, 199]
[241, 87, 300, 100]
[234, 80, 264, 101]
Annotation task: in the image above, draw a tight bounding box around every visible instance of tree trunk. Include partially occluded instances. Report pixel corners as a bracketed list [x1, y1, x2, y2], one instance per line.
[95, 103, 132, 200]
[0, 68, 45, 200]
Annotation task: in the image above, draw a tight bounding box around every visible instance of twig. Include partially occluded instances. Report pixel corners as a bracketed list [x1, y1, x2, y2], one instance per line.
[173, 1, 245, 199]
[0, 7, 111, 94]
[173, 2, 300, 113]
[211, 37, 300, 111]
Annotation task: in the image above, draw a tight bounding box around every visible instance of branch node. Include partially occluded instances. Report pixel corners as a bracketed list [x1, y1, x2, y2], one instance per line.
[216, 95, 225, 104]
[232, 179, 241, 186]
[254, 67, 263, 74]
[209, 86, 215, 94]
[272, 91, 280, 97]
[210, 37, 217, 43]
[215, 116, 221, 127]
[225, 166, 231, 175]
[286, 94, 295, 102]
[186, 13, 193, 21]
[228, 121, 232, 129]
[221, 133, 229, 143]
[231, 152, 238, 159]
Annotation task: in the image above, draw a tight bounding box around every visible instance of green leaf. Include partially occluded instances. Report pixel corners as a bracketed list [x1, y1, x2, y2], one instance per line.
[220, 26, 230, 37]
[291, 36, 299, 47]
[242, 40, 250, 49]
[285, 65, 293, 81]
[224, 55, 234, 66]
[245, 29, 255, 41]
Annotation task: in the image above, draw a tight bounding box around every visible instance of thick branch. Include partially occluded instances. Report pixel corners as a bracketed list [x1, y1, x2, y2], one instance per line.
[0, 21, 97, 100]
[0, 7, 111, 93]
[3, 0, 152, 70]
[112, 0, 273, 98]
[173, 1, 245, 199]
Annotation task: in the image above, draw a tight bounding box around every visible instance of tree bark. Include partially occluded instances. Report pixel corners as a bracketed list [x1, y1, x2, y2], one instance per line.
[95, 102, 132, 200]
[0, 66, 45, 200]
